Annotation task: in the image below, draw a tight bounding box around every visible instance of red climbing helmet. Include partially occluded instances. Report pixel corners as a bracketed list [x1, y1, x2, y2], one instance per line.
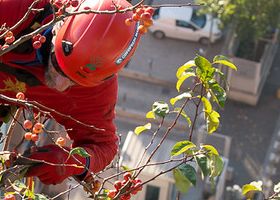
[54, 0, 141, 87]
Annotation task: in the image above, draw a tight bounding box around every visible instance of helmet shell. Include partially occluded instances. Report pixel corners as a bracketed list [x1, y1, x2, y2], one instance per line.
[54, 0, 140, 87]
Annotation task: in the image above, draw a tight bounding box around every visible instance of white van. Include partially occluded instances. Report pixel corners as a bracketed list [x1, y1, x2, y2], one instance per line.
[149, 7, 223, 44]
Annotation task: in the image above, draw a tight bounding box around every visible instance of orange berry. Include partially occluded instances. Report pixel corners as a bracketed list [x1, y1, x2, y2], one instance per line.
[56, 137, 66, 146]
[135, 8, 144, 16]
[4, 194, 16, 200]
[137, 25, 147, 34]
[125, 18, 133, 26]
[24, 132, 32, 140]
[5, 31, 13, 37]
[143, 19, 153, 27]
[31, 133, 39, 142]
[23, 120, 33, 129]
[16, 92, 25, 100]
[140, 12, 151, 21]
[132, 13, 140, 21]
[33, 122, 44, 134]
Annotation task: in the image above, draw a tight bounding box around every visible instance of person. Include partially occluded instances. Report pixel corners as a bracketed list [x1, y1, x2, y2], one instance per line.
[0, 0, 141, 185]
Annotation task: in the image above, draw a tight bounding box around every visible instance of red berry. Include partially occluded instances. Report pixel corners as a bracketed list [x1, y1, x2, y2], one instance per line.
[107, 190, 117, 199]
[70, 0, 79, 7]
[56, 137, 66, 146]
[114, 180, 122, 190]
[33, 41, 42, 49]
[31, 133, 39, 142]
[24, 132, 32, 140]
[4, 194, 16, 200]
[120, 194, 131, 200]
[1, 44, 9, 50]
[16, 92, 25, 100]
[123, 172, 132, 181]
[4, 160, 11, 168]
[134, 182, 143, 191]
[32, 34, 41, 41]
[135, 8, 144, 16]
[5, 36, 15, 44]
[145, 7, 154, 15]
[84, 6, 91, 10]
[39, 36, 46, 43]
[23, 120, 33, 129]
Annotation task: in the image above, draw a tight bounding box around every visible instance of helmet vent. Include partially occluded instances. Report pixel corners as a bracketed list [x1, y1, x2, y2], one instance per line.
[62, 40, 73, 56]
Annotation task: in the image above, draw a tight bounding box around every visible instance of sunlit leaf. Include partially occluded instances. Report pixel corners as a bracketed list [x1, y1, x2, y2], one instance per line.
[195, 55, 212, 72]
[206, 110, 220, 134]
[176, 72, 195, 92]
[201, 144, 219, 155]
[69, 147, 91, 158]
[152, 101, 169, 118]
[201, 97, 212, 113]
[213, 57, 237, 71]
[208, 79, 226, 107]
[274, 182, 280, 193]
[176, 60, 196, 79]
[35, 194, 48, 200]
[146, 111, 155, 119]
[171, 140, 196, 156]
[242, 181, 262, 195]
[134, 123, 152, 135]
[170, 92, 192, 106]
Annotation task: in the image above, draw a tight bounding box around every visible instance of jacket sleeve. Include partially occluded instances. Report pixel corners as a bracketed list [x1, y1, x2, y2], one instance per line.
[0, 0, 49, 36]
[56, 76, 119, 175]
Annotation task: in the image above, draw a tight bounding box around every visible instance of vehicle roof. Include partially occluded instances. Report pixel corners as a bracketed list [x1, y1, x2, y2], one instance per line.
[159, 7, 193, 21]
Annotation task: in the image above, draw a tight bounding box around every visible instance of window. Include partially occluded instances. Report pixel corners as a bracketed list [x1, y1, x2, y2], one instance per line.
[176, 20, 196, 30]
[152, 8, 160, 20]
[190, 9, 206, 28]
[145, 185, 160, 200]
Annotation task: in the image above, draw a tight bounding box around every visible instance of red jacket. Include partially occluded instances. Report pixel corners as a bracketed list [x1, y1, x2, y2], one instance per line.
[0, 0, 118, 175]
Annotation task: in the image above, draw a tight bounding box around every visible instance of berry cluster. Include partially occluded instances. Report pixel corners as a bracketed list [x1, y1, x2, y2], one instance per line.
[32, 34, 46, 49]
[53, 0, 79, 16]
[107, 172, 143, 200]
[23, 120, 44, 142]
[125, 5, 154, 34]
[1, 31, 15, 50]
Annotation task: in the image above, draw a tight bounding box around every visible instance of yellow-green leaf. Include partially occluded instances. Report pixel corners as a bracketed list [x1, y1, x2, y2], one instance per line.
[146, 111, 155, 119]
[201, 97, 212, 113]
[213, 60, 237, 71]
[176, 72, 195, 92]
[134, 123, 152, 135]
[176, 60, 196, 79]
[171, 140, 196, 156]
[174, 108, 192, 127]
[201, 144, 219, 155]
[242, 181, 262, 195]
[209, 154, 224, 177]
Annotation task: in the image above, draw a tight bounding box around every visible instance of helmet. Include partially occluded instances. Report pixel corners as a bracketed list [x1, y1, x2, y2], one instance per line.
[54, 0, 141, 87]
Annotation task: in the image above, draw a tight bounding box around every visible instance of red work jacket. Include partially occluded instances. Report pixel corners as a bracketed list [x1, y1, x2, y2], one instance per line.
[0, 0, 118, 175]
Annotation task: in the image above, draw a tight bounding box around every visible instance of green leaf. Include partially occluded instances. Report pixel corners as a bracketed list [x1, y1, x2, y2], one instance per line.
[195, 55, 212, 72]
[208, 79, 226, 107]
[171, 141, 196, 156]
[170, 92, 192, 106]
[242, 181, 262, 195]
[201, 97, 212, 113]
[209, 154, 224, 177]
[134, 123, 152, 135]
[173, 164, 196, 193]
[176, 72, 195, 92]
[213, 55, 230, 62]
[174, 108, 192, 127]
[152, 101, 169, 118]
[35, 194, 48, 200]
[69, 147, 91, 158]
[201, 145, 219, 155]
[195, 155, 209, 179]
[213, 58, 237, 71]
[146, 111, 155, 119]
[176, 60, 196, 79]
